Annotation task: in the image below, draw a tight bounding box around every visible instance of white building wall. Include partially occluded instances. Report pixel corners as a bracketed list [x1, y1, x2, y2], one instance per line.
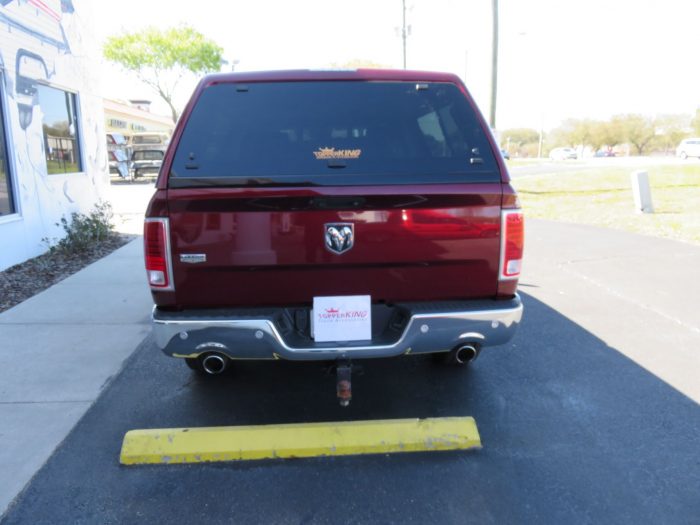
[0, 0, 107, 271]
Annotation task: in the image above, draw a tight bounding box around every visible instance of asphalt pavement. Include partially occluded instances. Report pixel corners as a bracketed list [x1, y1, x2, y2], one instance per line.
[1, 218, 699, 524]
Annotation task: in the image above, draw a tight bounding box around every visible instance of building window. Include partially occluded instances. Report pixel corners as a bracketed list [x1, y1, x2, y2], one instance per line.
[37, 84, 82, 174]
[0, 93, 14, 216]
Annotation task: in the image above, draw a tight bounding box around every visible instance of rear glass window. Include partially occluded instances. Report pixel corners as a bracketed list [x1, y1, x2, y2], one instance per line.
[170, 81, 499, 187]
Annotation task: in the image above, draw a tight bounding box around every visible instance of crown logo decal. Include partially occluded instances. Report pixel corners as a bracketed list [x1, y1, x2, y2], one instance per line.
[313, 147, 362, 160]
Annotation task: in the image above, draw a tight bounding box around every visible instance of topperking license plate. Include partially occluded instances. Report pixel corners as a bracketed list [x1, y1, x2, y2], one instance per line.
[311, 295, 371, 343]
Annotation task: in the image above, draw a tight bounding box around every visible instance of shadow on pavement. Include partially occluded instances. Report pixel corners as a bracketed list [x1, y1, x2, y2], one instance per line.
[3, 293, 699, 524]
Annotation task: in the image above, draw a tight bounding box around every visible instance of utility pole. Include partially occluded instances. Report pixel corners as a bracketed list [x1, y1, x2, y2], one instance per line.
[489, 0, 499, 129]
[402, 0, 407, 69]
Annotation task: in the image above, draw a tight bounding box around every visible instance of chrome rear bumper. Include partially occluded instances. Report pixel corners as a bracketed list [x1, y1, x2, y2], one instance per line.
[153, 295, 523, 361]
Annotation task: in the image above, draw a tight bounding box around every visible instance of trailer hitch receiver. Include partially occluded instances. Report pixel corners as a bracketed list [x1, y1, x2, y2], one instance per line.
[336, 360, 352, 407]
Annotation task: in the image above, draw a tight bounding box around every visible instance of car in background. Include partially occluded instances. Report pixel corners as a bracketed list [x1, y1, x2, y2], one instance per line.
[500, 149, 510, 160]
[594, 149, 616, 157]
[549, 147, 577, 160]
[130, 132, 170, 152]
[131, 149, 164, 178]
[676, 138, 700, 159]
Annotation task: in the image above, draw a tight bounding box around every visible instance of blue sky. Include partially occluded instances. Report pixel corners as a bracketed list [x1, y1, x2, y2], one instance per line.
[92, 0, 700, 131]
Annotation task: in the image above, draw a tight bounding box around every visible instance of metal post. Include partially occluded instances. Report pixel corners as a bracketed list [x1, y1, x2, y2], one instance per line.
[489, 0, 499, 129]
[631, 170, 654, 213]
[402, 0, 407, 69]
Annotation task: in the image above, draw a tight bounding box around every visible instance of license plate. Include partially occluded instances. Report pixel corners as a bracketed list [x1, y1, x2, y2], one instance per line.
[311, 295, 371, 343]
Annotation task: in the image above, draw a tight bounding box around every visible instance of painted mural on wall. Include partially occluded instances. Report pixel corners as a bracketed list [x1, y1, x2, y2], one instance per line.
[0, 0, 108, 269]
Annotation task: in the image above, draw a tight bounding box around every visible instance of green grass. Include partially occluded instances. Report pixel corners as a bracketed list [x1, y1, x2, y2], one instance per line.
[47, 160, 81, 174]
[512, 164, 700, 245]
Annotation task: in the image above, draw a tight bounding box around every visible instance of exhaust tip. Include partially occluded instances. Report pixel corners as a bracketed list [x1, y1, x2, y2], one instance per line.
[201, 353, 228, 375]
[452, 344, 479, 365]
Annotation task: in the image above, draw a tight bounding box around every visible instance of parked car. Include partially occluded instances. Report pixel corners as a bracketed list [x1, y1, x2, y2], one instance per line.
[676, 138, 700, 159]
[500, 149, 510, 160]
[144, 69, 524, 405]
[131, 149, 164, 178]
[549, 147, 577, 160]
[130, 132, 170, 152]
[594, 149, 616, 157]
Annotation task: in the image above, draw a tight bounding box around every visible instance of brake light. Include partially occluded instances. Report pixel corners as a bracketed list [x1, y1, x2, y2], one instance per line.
[144, 218, 174, 290]
[500, 210, 524, 280]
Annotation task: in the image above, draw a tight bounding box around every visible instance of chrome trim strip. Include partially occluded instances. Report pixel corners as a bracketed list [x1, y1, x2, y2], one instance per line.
[152, 295, 523, 361]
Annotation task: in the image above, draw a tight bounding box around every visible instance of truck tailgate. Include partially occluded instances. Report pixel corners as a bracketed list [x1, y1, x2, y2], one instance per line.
[165, 184, 502, 308]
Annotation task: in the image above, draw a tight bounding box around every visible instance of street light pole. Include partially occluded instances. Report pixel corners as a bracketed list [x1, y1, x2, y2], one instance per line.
[402, 0, 407, 69]
[489, 0, 499, 129]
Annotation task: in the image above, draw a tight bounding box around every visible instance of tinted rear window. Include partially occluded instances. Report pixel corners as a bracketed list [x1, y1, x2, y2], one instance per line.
[170, 81, 499, 187]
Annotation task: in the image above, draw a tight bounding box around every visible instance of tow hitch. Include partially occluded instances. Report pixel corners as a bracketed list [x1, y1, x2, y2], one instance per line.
[336, 359, 352, 407]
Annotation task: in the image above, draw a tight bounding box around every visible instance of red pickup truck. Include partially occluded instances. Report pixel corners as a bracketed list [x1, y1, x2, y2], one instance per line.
[144, 69, 523, 404]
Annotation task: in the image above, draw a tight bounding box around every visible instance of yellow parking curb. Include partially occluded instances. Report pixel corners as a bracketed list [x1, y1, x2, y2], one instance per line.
[120, 417, 481, 465]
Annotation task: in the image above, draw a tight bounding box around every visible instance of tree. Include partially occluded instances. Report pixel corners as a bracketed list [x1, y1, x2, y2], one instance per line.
[104, 26, 224, 123]
[589, 120, 623, 152]
[612, 114, 657, 155]
[500, 128, 539, 157]
[654, 114, 690, 154]
[691, 108, 700, 136]
[560, 118, 596, 149]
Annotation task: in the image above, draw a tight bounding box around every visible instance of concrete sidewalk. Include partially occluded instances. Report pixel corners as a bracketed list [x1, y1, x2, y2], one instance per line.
[0, 238, 152, 515]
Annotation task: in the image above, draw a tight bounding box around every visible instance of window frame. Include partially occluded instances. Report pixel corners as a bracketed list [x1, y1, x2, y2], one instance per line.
[36, 81, 85, 176]
[0, 72, 20, 223]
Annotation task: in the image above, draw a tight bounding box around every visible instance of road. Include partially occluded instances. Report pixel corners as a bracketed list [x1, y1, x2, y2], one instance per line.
[508, 155, 692, 177]
[2, 183, 699, 524]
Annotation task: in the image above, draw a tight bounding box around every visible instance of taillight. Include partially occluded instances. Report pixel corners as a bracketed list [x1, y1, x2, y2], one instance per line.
[499, 210, 524, 280]
[144, 218, 174, 290]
